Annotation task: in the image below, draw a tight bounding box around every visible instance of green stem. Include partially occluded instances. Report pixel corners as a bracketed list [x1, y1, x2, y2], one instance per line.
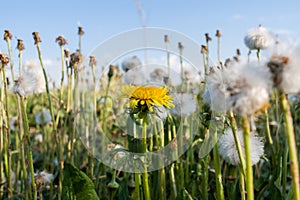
[5, 38, 15, 81]
[134, 172, 141, 200]
[229, 111, 246, 175]
[279, 93, 300, 200]
[213, 142, 225, 200]
[141, 119, 150, 200]
[35, 43, 62, 199]
[59, 45, 65, 104]
[2, 65, 12, 199]
[282, 139, 288, 199]
[20, 97, 37, 200]
[241, 116, 254, 200]
[239, 166, 246, 200]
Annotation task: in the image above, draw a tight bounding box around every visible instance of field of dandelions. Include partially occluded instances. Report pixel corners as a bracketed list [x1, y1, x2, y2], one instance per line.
[0, 25, 299, 200]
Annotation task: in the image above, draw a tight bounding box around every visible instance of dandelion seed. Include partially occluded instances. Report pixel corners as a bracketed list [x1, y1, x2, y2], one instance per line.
[203, 62, 271, 115]
[34, 134, 43, 143]
[34, 170, 54, 188]
[150, 68, 167, 83]
[35, 108, 52, 125]
[183, 67, 202, 83]
[121, 56, 142, 72]
[244, 25, 274, 50]
[267, 42, 300, 93]
[10, 116, 18, 131]
[14, 60, 46, 96]
[218, 128, 264, 166]
[171, 93, 197, 117]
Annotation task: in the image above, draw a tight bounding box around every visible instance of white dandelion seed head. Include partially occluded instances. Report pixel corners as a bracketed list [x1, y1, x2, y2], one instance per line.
[35, 108, 52, 125]
[204, 62, 271, 116]
[121, 56, 142, 72]
[218, 128, 264, 166]
[171, 93, 197, 117]
[150, 68, 167, 83]
[124, 67, 146, 85]
[10, 116, 18, 131]
[244, 25, 274, 50]
[34, 170, 54, 186]
[183, 67, 202, 83]
[267, 41, 300, 93]
[34, 134, 43, 143]
[14, 61, 46, 96]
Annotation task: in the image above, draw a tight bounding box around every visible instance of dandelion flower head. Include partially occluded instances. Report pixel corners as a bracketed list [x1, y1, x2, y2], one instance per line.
[123, 85, 174, 114]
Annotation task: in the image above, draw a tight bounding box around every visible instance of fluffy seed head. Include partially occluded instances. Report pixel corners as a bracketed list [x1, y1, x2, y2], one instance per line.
[244, 25, 274, 50]
[218, 128, 264, 166]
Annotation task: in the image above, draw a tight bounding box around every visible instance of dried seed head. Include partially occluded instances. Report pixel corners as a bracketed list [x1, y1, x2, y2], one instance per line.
[64, 49, 70, 58]
[236, 49, 241, 56]
[267, 56, 289, 87]
[4, 30, 13, 41]
[0, 54, 9, 66]
[55, 35, 68, 46]
[215, 29, 221, 38]
[108, 64, 114, 80]
[201, 45, 208, 54]
[70, 51, 82, 67]
[164, 35, 169, 43]
[89, 55, 97, 67]
[17, 39, 25, 51]
[209, 67, 215, 74]
[178, 42, 184, 51]
[205, 33, 212, 42]
[78, 26, 84, 36]
[32, 32, 41, 44]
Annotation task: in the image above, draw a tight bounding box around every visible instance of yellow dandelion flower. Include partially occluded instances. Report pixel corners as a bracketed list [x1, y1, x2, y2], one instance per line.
[123, 85, 175, 113]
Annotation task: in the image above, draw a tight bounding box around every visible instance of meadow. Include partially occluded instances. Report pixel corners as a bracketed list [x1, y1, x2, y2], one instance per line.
[0, 26, 299, 200]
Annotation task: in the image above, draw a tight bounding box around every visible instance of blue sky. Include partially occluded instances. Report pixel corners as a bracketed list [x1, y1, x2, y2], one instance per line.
[1, 0, 300, 82]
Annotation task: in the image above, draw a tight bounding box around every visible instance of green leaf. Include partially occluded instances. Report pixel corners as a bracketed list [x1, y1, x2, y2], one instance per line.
[62, 163, 99, 200]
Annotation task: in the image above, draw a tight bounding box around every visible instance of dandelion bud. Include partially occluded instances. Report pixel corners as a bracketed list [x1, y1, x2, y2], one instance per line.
[205, 33, 212, 42]
[17, 39, 25, 51]
[3, 30, 12, 41]
[89, 55, 97, 67]
[55, 35, 68, 46]
[215, 29, 221, 38]
[64, 49, 70, 58]
[201, 45, 208, 54]
[32, 32, 42, 44]
[164, 34, 169, 43]
[107, 65, 114, 80]
[0, 53, 9, 66]
[78, 26, 84, 36]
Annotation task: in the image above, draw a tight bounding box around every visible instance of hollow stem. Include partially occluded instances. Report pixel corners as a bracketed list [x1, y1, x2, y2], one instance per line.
[241, 116, 254, 200]
[279, 93, 300, 200]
